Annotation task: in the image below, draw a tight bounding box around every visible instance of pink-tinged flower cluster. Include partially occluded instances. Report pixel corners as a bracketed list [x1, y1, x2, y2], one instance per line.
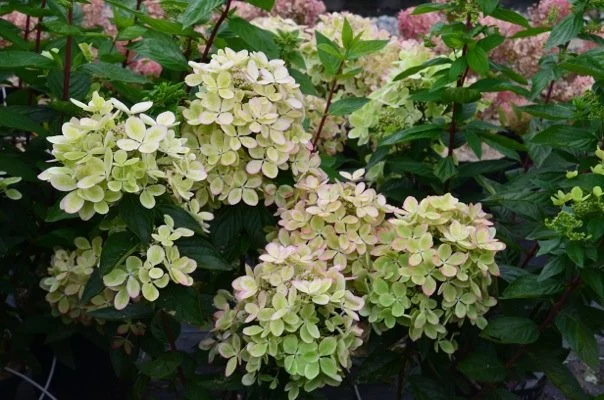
[528, 0, 572, 26]
[233, 0, 326, 25]
[0, 11, 40, 48]
[130, 58, 163, 77]
[550, 75, 595, 103]
[397, 6, 445, 40]
[481, 91, 531, 133]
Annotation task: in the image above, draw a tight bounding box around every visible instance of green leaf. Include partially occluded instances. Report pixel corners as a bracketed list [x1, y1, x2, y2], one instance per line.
[581, 268, 604, 302]
[379, 124, 443, 146]
[566, 241, 584, 267]
[139, 352, 184, 379]
[433, 157, 457, 183]
[119, 194, 155, 245]
[329, 97, 368, 116]
[0, 51, 55, 68]
[490, 7, 530, 28]
[502, 275, 564, 299]
[228, 16, 279, 59]
[458, 351, 506, 383]
[116, 25, 148, 41]
[544, 361, 589, 400]
[478, 0, 499, 15]
[481, 316, 539, 344]
[470, 78, 529, 96]
[442, 87, 481, 103]
[80, 62, 150, 84]
[315, 31, 342, 76]
[546, 14, 583, 49]
[342, 18, 353, 49]
[88, 302, 153, 320]
[518, 104, 574, 120]
[412, 3, 449, 15]
[511, 27, 550, 39]
[408, 376, 450, 400]
[180, 0, 223, 28]
[457, 159, 516, 178]
[539, 257, 569, 281]
[0, 107, 48, 135]
[556, 311, 599, 370]
[476, 131, 527, 152]
[80, 231, 139, 304]
[129, 31, 188, 71]
[393, 57, 451, 81]
[478, 33, 504, 52]
[176, 236, 232, 271]
[156, 202, 204, 234]
[157, 286, 212, 325]
[467, 46, 489, 74]
[244, 0, 275, 11]
[347, 40, 388, 60]
[0, 19, 29, 49]
[530, 125, 596, 151]
[289, 69, 318, 96]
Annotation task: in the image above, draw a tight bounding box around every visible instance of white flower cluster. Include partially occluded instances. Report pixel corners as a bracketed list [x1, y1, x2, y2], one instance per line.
[183, 49, 317, 207]
[38, 92, 207, 220]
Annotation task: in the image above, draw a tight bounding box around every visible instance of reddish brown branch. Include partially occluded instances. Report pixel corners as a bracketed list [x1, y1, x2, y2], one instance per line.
[34, 0, 47, 53]
[62, 4, 73, 101]
[520, 242, 539, 268]
[121, 0, 144, 68]
[312, 62, 344, 149]
[202, 0, 233, 62]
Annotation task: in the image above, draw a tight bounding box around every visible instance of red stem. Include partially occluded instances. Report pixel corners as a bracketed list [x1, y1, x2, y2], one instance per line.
[17, 15, 32, 89]
[62, 5, 73, 101]
[34, 0, 47, 53]
[201, 0, 232, 62]
[312, 62, 343, 149]
[121, 0, 144, 68]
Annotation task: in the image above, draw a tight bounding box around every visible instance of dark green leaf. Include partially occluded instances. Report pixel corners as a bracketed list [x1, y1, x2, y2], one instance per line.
[478, 0, 499, 15]
[556, 311, 599, 369]
[581, 268, 604, 302]
[289, 68, 318, 96]
[539, 256, 569, 281]
[342, 17, 353, 49]
[315, 31, 342, 75]
[457, 159, 516, 178]
[157, 286, 212, 325]
[329, 97, 368, 116]
[80, 231, 139, 304]
[80, 62, 150, 84]
[177, 236, 232, 271]
[379, 124, 443, 146]
[458, 352, 506, 383]
[470, 78, 530, 96]
[0, 107, 47, 135]
[566, 241, 584, 267]
[412, 3, 449, 15]
[443, 87, 481, 103]
[180, 0, 223, 28]
[129, 31, 188, 71]
[87, 303, 153, 321]
[119, 194, 155, 245]
[481, 316, 539, 344]
[546, 14, 583, 49]
[408, 376, 450, 400]
[116, 25, 148, 41]
[0, 19, 29, 49]
[530, 125, 596, 151]
[139, 352, 183, 379]
[478, 33, 504, 51]
[229, 16, 279, 59]
[467, 46, 489, 74]
[502, 275, 564, 299]
[511, 27, 550, 39]
[518, 104, 574, 120]
[433, 157, 457, 182]
[490, 7, 530, 28]
[157, 202, 205, 234]
[0, 51, 55, 68]
[529, 353, 589, 400]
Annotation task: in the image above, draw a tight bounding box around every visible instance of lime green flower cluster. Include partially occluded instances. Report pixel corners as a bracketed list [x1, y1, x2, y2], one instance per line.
[201, 242, 365, 400]
[302, 12, 402, 98]
[0, 171, 22, 200]
[548, 147, 604, 240]
[349, 43, 447, 147]
[41, 215, 198, 318]
[38, 92, 207, 220]
[358, 194, 504, 353]
[39, 236, 115, 323]
[183, 49, 315, 207]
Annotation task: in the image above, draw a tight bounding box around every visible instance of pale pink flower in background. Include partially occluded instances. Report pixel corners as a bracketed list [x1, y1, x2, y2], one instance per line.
[143, 0, 165, 19]
[233, 0, 326, 25]
[1, 11, 39, 47]
[550, 75, 594, 102]
[528, 0, 572, 25]
[397, 6, 445, 40]
[130, 58, 163, 77]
